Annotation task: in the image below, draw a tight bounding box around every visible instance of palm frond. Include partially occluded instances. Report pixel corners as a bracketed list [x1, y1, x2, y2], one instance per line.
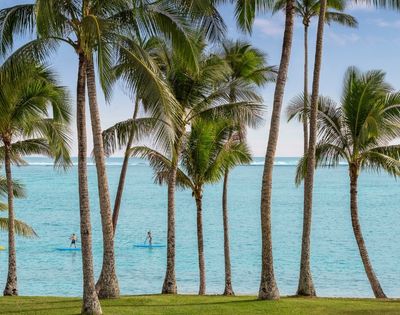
[0, 217, 38, 238]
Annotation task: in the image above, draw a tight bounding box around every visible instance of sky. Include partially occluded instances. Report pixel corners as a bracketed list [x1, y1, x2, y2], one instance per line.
[1, 1, 400, 157]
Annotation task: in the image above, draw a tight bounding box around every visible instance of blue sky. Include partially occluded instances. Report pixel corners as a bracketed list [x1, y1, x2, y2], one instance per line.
[2, 1, 400, 157]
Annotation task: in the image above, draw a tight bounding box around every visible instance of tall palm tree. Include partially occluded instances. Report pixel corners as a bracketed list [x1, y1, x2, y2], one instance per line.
[0, 0, 222, 302]
[257, 1, 295, 300]
[216, 0, 298, 300]
[275, 1, 356, 296]
[0, 59, 71, 296]
[295, 0, 328, 297]
[296, 67, 400, 298]
[132, 119, 252, 295]
[132, 40, 264, 294]
[219, 40, 275, 295]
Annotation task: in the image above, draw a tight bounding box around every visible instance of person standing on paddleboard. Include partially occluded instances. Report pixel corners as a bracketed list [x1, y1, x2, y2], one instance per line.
[145, 230, 152, 246]
[69, 233, 77, 248]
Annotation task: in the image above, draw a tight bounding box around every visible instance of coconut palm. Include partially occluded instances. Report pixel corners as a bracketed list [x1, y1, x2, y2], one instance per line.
[219, 40, 275, 295]
[216, 0, 297, 300]
[274, 1, 356, 296]
[0, 0, 224, 304]
[296, 67, 400, 298]
[130, 41, 264, 294]
[0, 58, 71, 296]
[132, 119, 252, 295]
[295, 0, 328, 297]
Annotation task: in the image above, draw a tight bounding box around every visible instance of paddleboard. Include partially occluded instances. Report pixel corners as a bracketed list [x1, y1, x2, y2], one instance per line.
[56, 248, 81, 251]
[0, 246, 5, 251]
[134, 244, 165, 248]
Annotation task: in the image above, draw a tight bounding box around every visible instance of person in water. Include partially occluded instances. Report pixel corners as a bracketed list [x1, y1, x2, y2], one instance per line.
[145, 230, 152, 246]
[70, 233, 78, 248]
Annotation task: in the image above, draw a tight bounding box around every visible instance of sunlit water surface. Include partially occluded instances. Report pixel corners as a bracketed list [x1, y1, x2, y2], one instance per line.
[1, 157, 399, 297]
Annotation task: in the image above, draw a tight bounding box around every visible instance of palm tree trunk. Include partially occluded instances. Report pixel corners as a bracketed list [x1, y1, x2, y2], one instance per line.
[76, 53, 102, 315]
[195, 190, 206, 295]
[303, 23, 309, 154]
[349, 165, 386, 298]
[86, 58, 120, 299]
[297, 2, 328, 297]
[112, 97, 140, 237]
[162, 143, 182, 294]
[258, 0, 295, 300]
[222, 170, 234, 296]
[3, 140, 17, 296]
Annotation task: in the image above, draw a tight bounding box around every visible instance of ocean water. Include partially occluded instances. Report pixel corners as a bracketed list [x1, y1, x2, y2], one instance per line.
[0, 157, 399, 298]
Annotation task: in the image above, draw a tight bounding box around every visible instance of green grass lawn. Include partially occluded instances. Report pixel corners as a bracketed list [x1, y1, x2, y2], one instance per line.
[0, 295, 399, 315]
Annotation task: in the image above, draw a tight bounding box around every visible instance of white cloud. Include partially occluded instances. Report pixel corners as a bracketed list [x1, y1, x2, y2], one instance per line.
[327, 32, 360, 46]
[254, 18, 284, 37]
[373, 18, 400, 29]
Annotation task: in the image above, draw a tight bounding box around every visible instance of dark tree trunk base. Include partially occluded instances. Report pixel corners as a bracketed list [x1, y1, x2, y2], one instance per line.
[96, 272, 120, 299]
[162, 277, 177, 294]
[3, 284, 18, 296]
[223, 286, 235, 296]
[258, 284, 280, 300]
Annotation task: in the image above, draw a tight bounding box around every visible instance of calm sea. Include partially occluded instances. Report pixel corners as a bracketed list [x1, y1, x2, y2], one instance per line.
[0, 157, 399, 297]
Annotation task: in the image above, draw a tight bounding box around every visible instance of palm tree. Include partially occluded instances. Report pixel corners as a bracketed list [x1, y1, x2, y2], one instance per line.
[274, 1, 356, 296]
[216, 0, 298, 299]
[132, 119, 252, 295]
[295, 0, 328, 297]
[219, 40, 275, 295]
[150, 41, 264, 294]
[0, 59, 71, 296]
[0, 0, 223, 302]
[296, 67, 400, 298]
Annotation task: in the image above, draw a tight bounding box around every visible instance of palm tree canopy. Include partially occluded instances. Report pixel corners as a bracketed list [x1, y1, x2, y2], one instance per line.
[0, 0, 226, 96]
[0, 56, 71, 168]
[273, 0, 358, 27]
[130, 119, 252, 190]
[295, 66, 400, 184]
[155, 40, 265, 133]
[220, 39, 277, 88]
[182, 119, 252, 187]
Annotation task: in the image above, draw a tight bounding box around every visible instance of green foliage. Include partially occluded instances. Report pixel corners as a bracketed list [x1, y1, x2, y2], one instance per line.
[0, 218, 38, 238]
[295, 67, 400, 184]
[0, 54, 71, 168]
[273, 0, 358, 28]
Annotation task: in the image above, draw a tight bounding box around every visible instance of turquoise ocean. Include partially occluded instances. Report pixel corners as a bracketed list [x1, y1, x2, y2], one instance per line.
[0, 157, 399, 297]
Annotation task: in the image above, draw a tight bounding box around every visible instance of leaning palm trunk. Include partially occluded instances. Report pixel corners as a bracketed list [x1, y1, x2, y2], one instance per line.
[3, 141, 17, 296]
[349, 165, 386, 298]
[222, 170, 234, 295]
[298, 0, 327, 297]
[162, 147, 181, 294]
[86, 59, 120, 299]
[258, 0, 295, 300]
[195, 190, 206, 295]
[112, 97, 140, 236]
[76, 54, 102, 315]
